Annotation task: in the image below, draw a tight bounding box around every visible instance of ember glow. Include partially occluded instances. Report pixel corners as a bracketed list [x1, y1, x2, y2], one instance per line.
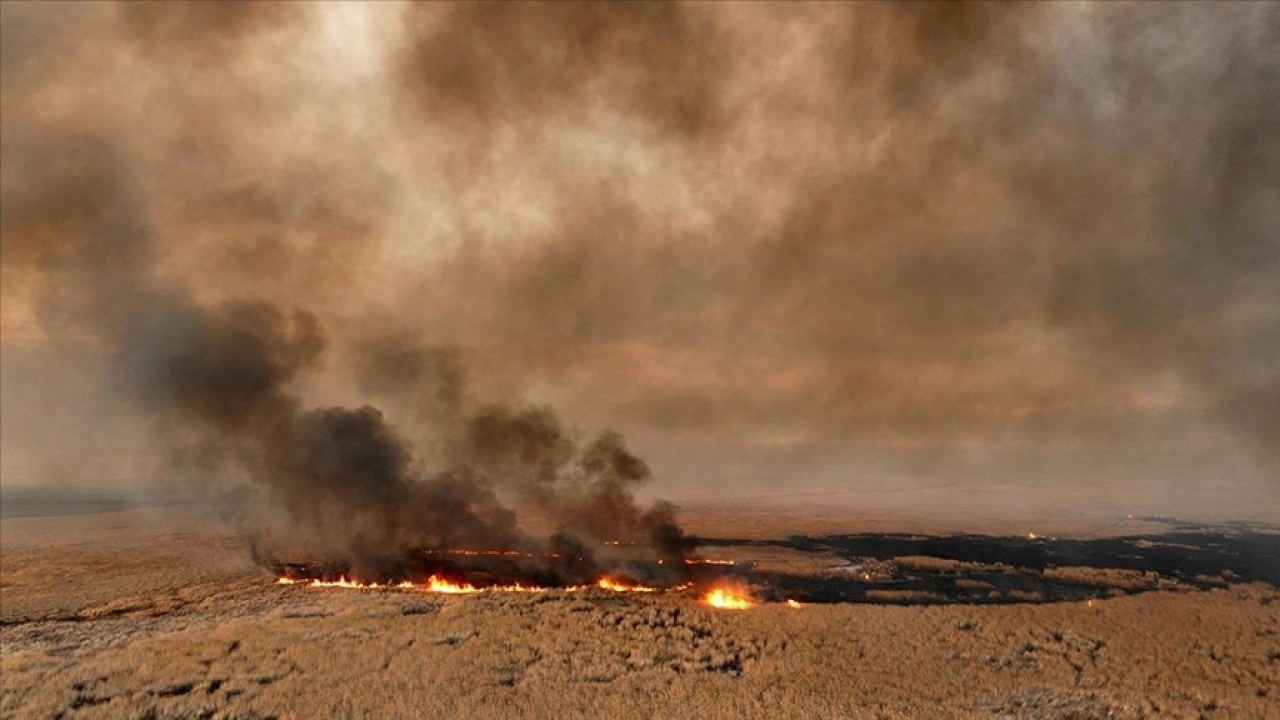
[421, 549, 564, 561]
[703, 588, 752, 610]
[431, 549, 528, 558]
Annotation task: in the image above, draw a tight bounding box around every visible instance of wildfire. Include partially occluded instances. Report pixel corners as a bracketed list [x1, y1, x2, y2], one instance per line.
[276, 574, 547, 593]
[278, 573, 682, 595]
[596, 577, 658, 592]
[703, 587, 752, 610]
[276, 576, 414, 590]
[279, 573, 802, 610]
[424, 575, 481, 594]
[274, 545, 739, 598]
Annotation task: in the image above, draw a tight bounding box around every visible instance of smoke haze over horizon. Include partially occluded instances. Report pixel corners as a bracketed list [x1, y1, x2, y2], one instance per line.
[2, 3, 1277, 526]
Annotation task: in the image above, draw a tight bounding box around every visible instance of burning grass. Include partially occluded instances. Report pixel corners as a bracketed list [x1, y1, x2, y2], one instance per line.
[274, 573, 669, 595]
[272, 570, 780, 611]
[270, 555, 788, 611]
[275, 574, 550, 594]
[703, 588, 752, 610]
[267, 543, 768, 609]
[273, 574, 796, 612]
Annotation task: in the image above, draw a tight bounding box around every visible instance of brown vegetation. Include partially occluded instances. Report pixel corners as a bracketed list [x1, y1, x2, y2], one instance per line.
[3, 507, 1277, 719]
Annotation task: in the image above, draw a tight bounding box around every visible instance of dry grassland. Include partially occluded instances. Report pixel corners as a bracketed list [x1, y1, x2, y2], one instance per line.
[2, 507, 1277, 720]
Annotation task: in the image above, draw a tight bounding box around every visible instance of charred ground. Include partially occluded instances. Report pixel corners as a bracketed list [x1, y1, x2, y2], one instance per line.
[709, 519, 1280, 605]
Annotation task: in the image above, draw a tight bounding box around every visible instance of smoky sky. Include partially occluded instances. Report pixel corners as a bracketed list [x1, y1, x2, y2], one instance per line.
[1, 2, 1277, 522]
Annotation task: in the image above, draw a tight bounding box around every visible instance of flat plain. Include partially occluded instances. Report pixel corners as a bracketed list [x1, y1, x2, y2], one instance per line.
[2, 497, 1277, 720]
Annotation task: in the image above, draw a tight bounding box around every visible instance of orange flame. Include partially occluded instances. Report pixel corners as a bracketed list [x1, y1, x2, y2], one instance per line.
[596, 577, 658, 592]
[276, 575, 546, 593]
[785, 599, 804, 609]
[275, 575, 413, 590]
[424, 575, 481, 594]
[703, 587, 752, 610]
[276, 566, 711, 594]
[276, 574, 683, 595]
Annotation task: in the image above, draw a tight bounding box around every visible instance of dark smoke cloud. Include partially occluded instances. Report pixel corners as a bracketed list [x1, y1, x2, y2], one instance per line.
[0, 1, 700, 581]
[2, 2, 1276, 538]
[350, 337, 467, 428]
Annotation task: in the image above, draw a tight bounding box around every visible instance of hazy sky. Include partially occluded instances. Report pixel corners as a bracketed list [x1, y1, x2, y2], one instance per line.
[2, 3, 1276, 523]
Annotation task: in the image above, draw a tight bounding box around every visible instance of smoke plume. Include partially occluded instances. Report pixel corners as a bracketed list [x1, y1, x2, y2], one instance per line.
[0, 2, 703, 583]
[2, 2, 1276, 547]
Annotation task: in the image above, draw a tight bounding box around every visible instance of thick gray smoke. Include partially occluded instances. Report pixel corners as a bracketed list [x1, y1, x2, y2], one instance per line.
[0, 3, 700, 581]
[2, 2, 1277, 542]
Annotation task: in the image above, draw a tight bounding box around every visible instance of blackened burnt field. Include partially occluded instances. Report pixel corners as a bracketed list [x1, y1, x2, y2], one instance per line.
[707, 518, 1280, 605]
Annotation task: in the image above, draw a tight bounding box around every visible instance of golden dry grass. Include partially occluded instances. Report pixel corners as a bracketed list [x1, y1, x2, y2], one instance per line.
[2, 507, 1278, 720]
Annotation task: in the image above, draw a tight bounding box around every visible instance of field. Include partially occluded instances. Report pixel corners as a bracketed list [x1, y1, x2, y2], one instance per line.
[2, 496, 1277, 720]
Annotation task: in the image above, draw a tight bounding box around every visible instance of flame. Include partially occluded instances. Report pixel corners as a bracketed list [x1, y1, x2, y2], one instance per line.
[425, 575, 559, 593]
[275, 575, 413, 590]
[596, 577, 658, 592]
[273, 546, 734, 597]
[276, 574, 682, 595]
[276, 574, 546, 593]
[424, 575, 481, 594]
[703, 587, 752, 610]
[785, 599, 804, 609]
